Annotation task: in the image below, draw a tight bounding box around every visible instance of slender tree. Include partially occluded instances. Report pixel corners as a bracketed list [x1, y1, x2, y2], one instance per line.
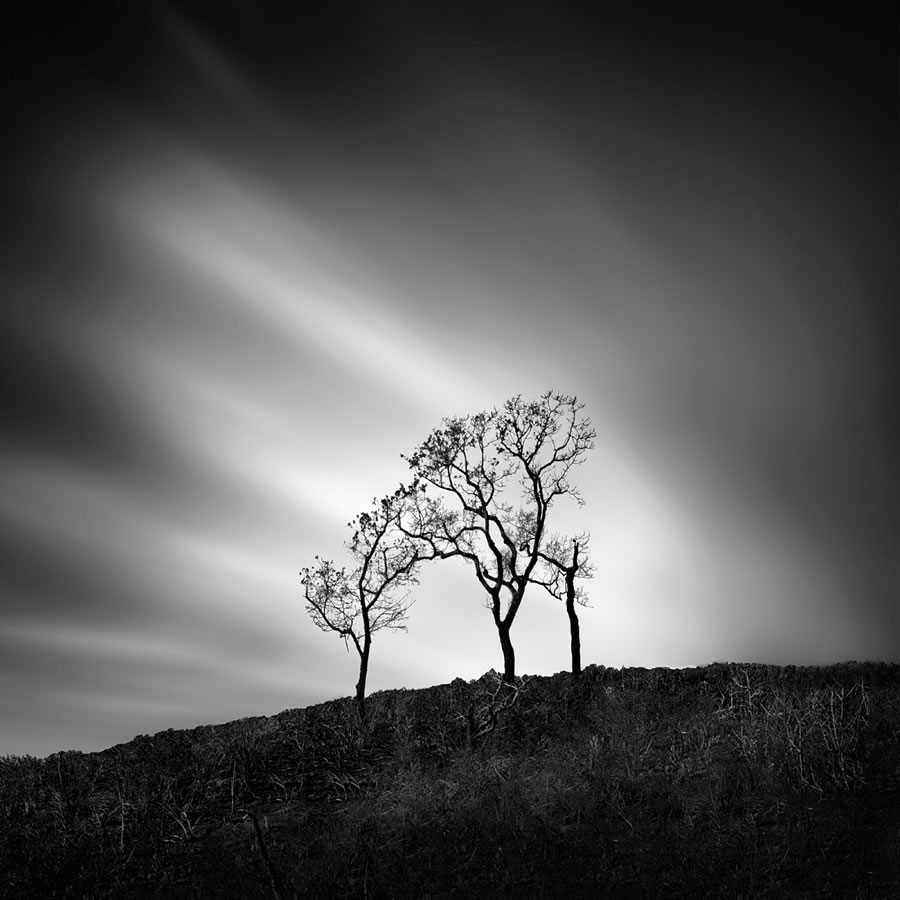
[533, 533, 594, 677]
[401, 391, 595, 682]
[301, 489, 429, 722]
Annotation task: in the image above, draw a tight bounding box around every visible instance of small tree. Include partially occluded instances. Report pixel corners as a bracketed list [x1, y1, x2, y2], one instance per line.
[533, 533, 594, 677]
[402, 391, 595, 682]
[301, 489, 429, 722]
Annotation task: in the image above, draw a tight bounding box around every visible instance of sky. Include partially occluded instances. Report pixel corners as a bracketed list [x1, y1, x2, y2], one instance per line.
[1, 4, 896, 758]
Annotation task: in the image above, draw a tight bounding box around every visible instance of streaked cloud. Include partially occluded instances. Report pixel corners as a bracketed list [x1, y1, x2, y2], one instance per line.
[0, 6, 894, 757]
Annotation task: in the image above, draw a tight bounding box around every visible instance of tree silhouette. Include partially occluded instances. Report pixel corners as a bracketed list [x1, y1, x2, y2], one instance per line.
[301, 489, 430, 722]
[533, 533, 594, 677]
[401, 391, 595, 682]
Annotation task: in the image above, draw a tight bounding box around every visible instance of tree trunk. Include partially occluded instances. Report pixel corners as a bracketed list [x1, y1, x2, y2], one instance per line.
[356, 640, 370, 724]
[566, 595, 582, 677]
[566, 541, 582, 678]
[498, 621, 516, 683]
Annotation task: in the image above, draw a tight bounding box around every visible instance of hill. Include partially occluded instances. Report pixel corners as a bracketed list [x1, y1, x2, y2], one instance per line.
[2, 662, 899, 897]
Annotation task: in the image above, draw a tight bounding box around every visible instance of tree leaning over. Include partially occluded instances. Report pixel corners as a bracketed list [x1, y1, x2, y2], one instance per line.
[301, 488, 432, 723]
[401, 391, 596, 682]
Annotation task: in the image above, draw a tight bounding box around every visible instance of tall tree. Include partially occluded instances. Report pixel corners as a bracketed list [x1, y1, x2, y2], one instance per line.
[533, 533, 594, 677]
[301, 489, 429, 722]
[402, 391, 595, 682]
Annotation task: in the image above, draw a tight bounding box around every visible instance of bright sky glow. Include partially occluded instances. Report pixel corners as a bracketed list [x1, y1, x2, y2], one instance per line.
[0, 7, 894, 757]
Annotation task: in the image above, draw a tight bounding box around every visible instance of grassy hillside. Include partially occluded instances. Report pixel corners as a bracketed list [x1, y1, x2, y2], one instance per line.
[2, 663, 898, 898]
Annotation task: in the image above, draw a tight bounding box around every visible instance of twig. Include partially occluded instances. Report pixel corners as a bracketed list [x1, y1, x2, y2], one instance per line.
[242, 809, 294, 900]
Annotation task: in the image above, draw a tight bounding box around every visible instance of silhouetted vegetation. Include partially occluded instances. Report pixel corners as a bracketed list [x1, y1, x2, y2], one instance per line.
[2, 663, 898, 898]
[532, 533, 593, 677]
[402, 391, 596, 682]
[301, 391, 595, 717]
[301, 489, 433, 723]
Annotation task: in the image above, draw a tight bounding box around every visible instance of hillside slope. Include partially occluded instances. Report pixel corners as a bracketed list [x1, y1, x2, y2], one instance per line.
[2, 663, 899, 898]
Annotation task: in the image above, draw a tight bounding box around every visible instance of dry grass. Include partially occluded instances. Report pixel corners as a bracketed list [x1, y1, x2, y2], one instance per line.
[1, 662, 898, 898]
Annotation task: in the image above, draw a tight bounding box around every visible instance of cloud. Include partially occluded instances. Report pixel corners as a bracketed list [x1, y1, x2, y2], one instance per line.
[103, 148, 474, 408]
[0, 5, 895, 758]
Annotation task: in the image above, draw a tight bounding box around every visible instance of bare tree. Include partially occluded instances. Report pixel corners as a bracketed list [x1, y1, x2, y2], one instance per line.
[301, 489, 430, 722]
[401, 391, 595, 682]
[533, 533, 594, 677]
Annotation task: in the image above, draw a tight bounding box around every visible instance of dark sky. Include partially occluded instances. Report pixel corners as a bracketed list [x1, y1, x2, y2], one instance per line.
[1, 3, 896, 757]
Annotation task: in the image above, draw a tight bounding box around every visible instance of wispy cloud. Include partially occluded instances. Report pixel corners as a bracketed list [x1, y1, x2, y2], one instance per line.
[1, 6, 894, 757]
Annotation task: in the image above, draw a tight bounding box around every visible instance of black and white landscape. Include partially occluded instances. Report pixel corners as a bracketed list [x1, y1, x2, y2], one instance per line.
[0, 3, 896, 762]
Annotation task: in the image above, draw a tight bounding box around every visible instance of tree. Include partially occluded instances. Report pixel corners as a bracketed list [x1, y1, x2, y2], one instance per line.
[301, 489, 430, 722]
[532, 533, 594, 677]
[401, 391, 595, 682]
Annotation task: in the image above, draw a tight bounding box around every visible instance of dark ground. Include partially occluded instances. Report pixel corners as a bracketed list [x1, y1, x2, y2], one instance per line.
[2, 662, 898, 898]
